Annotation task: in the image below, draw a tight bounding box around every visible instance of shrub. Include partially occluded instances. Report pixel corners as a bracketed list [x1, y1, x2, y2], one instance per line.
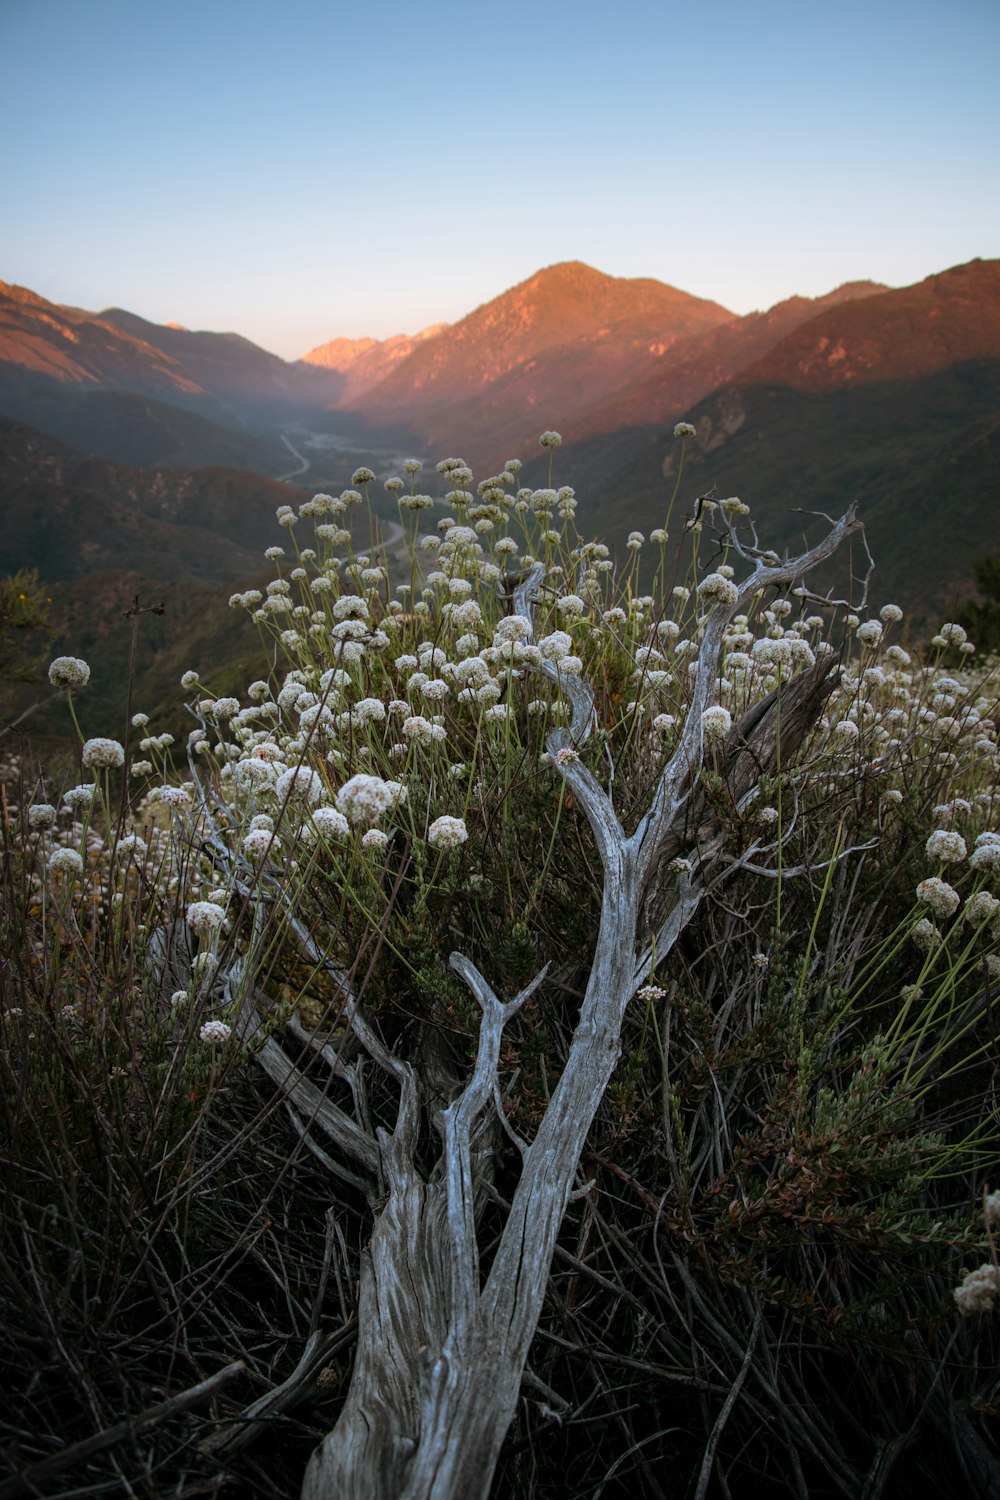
[2, 439, 999, 1498]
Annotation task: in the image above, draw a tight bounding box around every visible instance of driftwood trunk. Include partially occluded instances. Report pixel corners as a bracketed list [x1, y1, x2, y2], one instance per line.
[205, 507, 862, 1499]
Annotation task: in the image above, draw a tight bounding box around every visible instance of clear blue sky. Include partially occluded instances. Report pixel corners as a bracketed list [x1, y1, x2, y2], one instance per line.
[2, 0, 998, 358]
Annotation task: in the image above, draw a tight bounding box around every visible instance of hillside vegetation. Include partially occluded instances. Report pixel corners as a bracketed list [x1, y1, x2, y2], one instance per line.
[2, 435, 999, 1498]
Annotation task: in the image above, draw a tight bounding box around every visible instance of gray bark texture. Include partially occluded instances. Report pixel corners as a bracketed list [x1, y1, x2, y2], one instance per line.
[215, 508, 862, 1499]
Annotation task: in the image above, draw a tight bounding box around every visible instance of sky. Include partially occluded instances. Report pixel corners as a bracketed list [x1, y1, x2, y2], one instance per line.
[2, 0, 999, 359]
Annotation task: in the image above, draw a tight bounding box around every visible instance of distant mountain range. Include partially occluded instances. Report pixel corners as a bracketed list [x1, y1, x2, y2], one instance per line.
[301, 324, 448, 402]
[1, 255, 999, 721]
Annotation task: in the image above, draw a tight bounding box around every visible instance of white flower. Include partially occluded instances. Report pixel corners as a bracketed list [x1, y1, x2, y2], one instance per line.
[673, 422, 696, 438]
[911, 916, 940, 952]
[115, 833, 147, 861]
[856, 620, 883, 649]
[192, 952, 218, 983]
[698, 573, 739, 610]
[926, 829, 967, 863]
[557, 656, 583, 676]
[81, 737, 125, 770]
[636, 984, 666, 1000]
[701, 706, 732, 741]
[27, 803, 57, 830]
[336, 774, 395, 827]
[186, 900, 227, 937]
[308, 806, 350, 842]
[199, 1020, 232, 1045]
[970, 842, 1000, 873]
[63, 784, 95, 811]
[210, 698, 241, 720]
[242, 827, 279, 860]
[916, 877, 960, 920]
[539, 631, 573, 661]
[954, 1264, 1000, 1315]
[539, 431, 562, 448]
[361, 828, 389, 851]
[985, 1191, 1000, 1228]
[147, 785, 192, 810]
[276, 766, 325, 805]
[964, 891, 1000, 926]
[403, 715, 439, 746]
[428, 815, 468, 850]
[48, 848, 83, 876]
[48, 656, 90, 688]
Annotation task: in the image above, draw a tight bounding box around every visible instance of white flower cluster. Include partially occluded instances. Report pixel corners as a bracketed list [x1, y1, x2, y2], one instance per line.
[701, 706, 732, 742]
[48, 847, 83, 876]
[186, 900, 227, 938]
[115, 832, 147, 862]
[698, 573, 739, 611]
[954, 1264, 1000, 1315]
[48, 656, 91, 688]
[199, 1020, 232, 1045]
[428, 815, 468, 850]
[81, 737, 125, 771]
[336, 774, 398, 828]
[915, 877, 960, 921]
[925, 829, 967, 863]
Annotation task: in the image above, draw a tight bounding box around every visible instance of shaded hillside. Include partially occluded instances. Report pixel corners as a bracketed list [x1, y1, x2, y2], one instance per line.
[39, 567, 264, 740]
[0, 419, 302, 576]
[345, 261, 733, 464]
[545, 358, 1000, 627]
[0, 384, 289, 473]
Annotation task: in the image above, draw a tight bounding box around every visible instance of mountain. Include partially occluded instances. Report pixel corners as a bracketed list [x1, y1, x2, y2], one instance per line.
[0, 418, 308, 737]
[538, 260, 1000, 626]
[0, 418, 295, 583]
[0, 280, 229, 417]
[300, 324, 448, 401]
[0, 281, 343, 447]
[98, 306, 343, 425]
[732, 259, 1000, 393]
[0, 385, 290, 473]
[342, 261, 734, 469]
[557, 281, 887, 445]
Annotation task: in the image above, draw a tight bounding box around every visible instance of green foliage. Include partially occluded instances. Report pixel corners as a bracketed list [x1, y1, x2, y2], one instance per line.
[0, 567, 55, 686]
[958, 552, 1000, 654]
[3, 439, 1000, 1496]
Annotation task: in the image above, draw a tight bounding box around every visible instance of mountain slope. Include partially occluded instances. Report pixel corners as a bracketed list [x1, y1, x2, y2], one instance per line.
[558, 280, 887, 444]
[0, 384, 290, 473]
[542, 371, 1000, 628]
[99, 306, 343, 423]
[300, 324, 448, 401]
[0, 280, 226, 415]
[344, 261, 733, 465]
[0, 419, 296, 581]
[733, 259, 1000, 392]
[0, 281, 344, 448]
